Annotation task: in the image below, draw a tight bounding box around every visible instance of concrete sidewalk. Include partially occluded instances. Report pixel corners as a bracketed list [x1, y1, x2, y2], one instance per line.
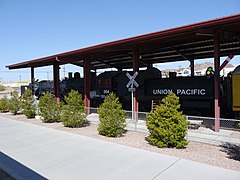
[0, 116, 240, 180]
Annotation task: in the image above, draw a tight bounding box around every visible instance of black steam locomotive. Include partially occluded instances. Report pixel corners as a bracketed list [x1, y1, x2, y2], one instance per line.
[96, 67, 239, 118]
[33, 66, 239, 118]
[33, 72, 96, 100]
[96, 67, 215, 116]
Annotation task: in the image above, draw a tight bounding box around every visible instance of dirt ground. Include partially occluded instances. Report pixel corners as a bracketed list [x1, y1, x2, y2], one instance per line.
[0, 86, 15, 99]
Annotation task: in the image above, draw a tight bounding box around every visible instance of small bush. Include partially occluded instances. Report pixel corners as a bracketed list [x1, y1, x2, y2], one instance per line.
[97, 93, 126, 137]
[0, 84, 6, 91]
[61, 90, 87, 127]
[9, 91, 21, 115]
[39, 92, 61, 123]
[146, 93, 188, 148]
[0, 97, 9, 112]
[21, 89, 36, 118]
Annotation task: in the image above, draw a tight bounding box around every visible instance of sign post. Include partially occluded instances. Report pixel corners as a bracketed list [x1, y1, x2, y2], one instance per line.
[126, 72, 139, 130]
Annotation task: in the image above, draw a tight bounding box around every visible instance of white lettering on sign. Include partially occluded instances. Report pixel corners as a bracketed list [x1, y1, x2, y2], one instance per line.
[176, 89, 206, 95]
[153, 89, 173, 95]
[152, 89, 206, 96]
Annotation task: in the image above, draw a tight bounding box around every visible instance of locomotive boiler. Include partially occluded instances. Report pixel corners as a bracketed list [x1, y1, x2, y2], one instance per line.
[96, 67, 162, 111]
[96, 66, 240, 118]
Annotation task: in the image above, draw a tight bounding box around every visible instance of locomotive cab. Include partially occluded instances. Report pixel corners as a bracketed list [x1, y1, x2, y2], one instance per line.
[96, 71, 121, 96]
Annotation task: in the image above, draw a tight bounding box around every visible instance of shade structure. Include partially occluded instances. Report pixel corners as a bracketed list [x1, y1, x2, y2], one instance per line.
[6, 14, 240, 70]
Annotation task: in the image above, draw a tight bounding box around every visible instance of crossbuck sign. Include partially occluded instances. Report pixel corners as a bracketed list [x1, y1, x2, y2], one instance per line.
[126, 72, 139, 92]
[126, 71, 139, 125]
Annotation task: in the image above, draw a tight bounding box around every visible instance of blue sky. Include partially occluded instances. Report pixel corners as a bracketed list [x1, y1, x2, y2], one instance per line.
[0, 0, 240, 81]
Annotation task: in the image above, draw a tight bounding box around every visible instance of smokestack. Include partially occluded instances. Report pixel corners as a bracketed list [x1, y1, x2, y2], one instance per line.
[74, 72, 80, 78]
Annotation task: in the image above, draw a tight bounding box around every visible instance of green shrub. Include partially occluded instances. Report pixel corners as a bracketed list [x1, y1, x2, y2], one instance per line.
[39, 92, 61, 123]
[0, 84, 6, 91]
[0, 97, 9, 112]
[21, 89, 36, 118]
[97, 93, 126, 137]
[146, 92, 188, 148]
[9, 91, 21, 115]
[61, 90, 87, 127]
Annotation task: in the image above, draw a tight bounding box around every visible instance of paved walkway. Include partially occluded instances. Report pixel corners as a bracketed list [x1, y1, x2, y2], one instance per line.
[0, 116, 240, 180]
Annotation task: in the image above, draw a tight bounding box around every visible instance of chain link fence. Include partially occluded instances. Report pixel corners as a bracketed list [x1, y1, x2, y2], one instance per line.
[87, 107, 240, 145]
[186, 115, 240, 130]
[87, 107, 240, 131]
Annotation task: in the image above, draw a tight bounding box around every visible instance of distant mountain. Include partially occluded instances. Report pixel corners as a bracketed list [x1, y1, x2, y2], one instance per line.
[162, 62, 234, 72]
[193, 62, 234, 71]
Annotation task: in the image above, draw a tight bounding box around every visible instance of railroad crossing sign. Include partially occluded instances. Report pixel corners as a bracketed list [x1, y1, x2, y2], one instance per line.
[126, 72, 139, 91]
[126, 71, 139, 125]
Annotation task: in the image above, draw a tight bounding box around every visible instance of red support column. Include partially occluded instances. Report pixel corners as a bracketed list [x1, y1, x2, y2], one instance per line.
[30, 67, 35, 95]
[84, 59, 91, 114]
[190, 59, 194, 77]
[133, 48, 139, 121]
[53, 62, 60, 103]
[214, 32, 220, 132]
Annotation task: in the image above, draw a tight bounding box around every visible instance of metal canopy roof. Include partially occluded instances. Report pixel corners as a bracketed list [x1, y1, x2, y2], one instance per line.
[6, 14, 240, 70]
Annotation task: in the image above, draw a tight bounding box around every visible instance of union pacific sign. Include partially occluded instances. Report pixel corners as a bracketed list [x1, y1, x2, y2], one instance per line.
[145, 77, 214, 97]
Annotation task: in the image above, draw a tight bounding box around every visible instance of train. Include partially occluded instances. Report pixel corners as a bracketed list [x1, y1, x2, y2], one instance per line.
[96, 67, 215, 115]
[32, 72, 95, 100]
[31, 65, 240, 119]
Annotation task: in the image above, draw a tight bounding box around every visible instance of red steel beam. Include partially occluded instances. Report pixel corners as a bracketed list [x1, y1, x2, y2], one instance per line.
[84, 59, 91, 114]
[214, 32, 220, 132]
[53, 62, 60, 103]
[133, 48, 139, 121]
[30, 67, 35, 95]
[190, 59, 194, 77]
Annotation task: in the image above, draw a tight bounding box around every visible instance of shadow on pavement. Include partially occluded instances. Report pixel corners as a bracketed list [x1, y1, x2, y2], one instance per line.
[0, 152, 47, 180]
[220, 143, 240, 161]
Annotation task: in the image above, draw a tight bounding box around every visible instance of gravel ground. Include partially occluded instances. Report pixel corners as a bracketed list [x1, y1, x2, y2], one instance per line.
[1, 112, 240, 172]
